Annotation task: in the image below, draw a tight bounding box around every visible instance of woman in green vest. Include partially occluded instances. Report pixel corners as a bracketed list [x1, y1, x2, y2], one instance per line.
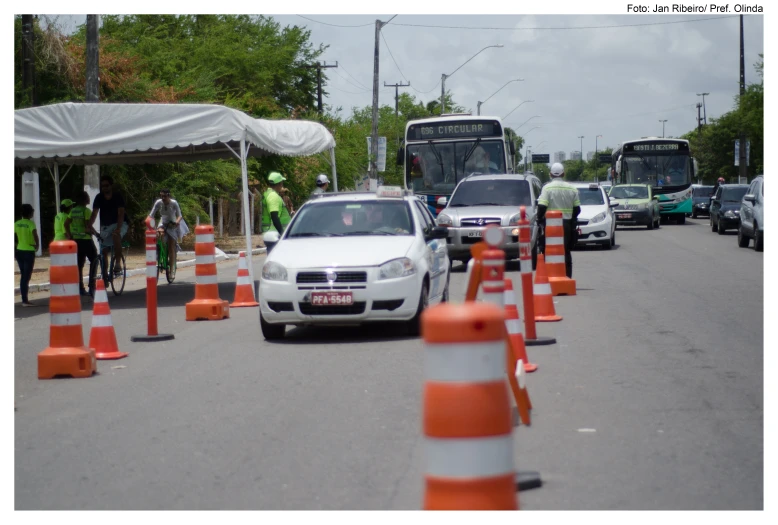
[261, 172, 292, 234]
[53, 199, 74, 241]
[15, 204, 39, 307]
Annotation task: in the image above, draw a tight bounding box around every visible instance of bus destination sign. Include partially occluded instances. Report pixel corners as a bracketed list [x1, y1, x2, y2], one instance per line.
[623, 141, 690, 153]
[408, 120, 501, 141]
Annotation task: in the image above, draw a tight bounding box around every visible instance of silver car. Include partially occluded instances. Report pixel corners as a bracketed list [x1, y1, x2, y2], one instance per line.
[435, 173, 541, 270]
[738, 174, 764, 252]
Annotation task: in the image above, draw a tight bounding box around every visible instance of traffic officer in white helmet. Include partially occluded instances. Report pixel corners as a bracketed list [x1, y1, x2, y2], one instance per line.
[313, 174, 330, 195]
[537, 163, 581, 278]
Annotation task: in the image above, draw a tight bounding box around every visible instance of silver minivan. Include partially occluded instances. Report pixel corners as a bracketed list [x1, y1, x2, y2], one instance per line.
[738, 174, 764, 252]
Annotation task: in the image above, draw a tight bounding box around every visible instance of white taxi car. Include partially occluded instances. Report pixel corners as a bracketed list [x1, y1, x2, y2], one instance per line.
[258, 186, 450, 340]
[572, 182, 617, 250]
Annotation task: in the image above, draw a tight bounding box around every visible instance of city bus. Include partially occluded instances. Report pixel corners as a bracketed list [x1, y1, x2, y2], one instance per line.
[612, 137, 698, 224]
[397, 115, 515, 216]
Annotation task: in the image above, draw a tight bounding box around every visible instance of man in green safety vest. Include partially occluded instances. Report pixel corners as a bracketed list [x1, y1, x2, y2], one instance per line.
[53, 199, 74, 241]
[65, 191, 98, 296]
[537, 162, 581, 279]
[261, 171, 292, 235]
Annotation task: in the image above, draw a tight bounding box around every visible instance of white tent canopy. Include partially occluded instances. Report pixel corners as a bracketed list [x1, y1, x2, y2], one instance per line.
[15, 102, 338, 281]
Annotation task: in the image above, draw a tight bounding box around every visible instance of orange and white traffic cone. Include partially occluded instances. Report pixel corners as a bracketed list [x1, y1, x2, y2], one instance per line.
[533, 254, 562, 322]
[504, 279, 537, 373]
[89, 280, 128, 360]
[422, 302, 519, 510]
[186, 225, 230, 321]
[231, 251, 259, 307]
[38, 241, 97, 379]
[544, 210, 576, 296]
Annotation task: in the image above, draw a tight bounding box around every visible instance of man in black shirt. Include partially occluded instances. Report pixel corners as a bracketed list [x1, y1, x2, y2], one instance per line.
[88, 175, 129, 275]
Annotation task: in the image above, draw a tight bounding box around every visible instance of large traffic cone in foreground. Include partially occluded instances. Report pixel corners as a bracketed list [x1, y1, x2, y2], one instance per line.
[89, 280, 128, 360]
[544, 211, 576, 296]
[231, 251, 259, 307]
[533, 254, 563, 322]
[38, 241, 97, 379]
[422, 302, 519, 510]
[504, 279, 537, 373]
[186, 225, 230, 321]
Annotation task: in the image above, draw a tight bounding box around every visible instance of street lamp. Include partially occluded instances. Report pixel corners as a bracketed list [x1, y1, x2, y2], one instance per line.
[516, 115, 541, 129]
[441, 44, 504, 114]
[595, 135, 603, 181]
[659, 119, 667, 138]
[503, 100, 534, 120]
[578, 135, 585, 178]
[477, 78, 523, 116]
[696, 92, 709, 125]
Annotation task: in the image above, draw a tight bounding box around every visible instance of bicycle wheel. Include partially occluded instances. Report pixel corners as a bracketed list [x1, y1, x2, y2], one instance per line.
[166, 253, 176, 283]
[111, 251, 127, 296]
[157, 241, 163, 281]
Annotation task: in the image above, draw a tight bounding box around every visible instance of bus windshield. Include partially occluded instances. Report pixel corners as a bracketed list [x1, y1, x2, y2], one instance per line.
[405, 140, 506, 194]
[622, 153, 691, 188]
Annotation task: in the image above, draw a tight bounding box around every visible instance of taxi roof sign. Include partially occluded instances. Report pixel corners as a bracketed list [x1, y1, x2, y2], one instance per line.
[376, 185, 405, 198]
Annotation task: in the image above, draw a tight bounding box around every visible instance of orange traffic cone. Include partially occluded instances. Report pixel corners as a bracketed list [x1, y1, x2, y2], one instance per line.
[544, 211, 576, 296]
[504, 279, 537, 373]
[533, 254, 562, 322]
[186, 225, 230, 321]
[38, 241, 97, 379]
[89, 280, 128, 360]
[231, 251, 259, 307]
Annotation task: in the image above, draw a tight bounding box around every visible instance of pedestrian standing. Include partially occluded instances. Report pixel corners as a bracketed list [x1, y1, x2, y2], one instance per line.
[261, 172, 293, 234]
[537, 163, 581, 278]
[15, 204, 39, 307]
[53, 199, 74, 241]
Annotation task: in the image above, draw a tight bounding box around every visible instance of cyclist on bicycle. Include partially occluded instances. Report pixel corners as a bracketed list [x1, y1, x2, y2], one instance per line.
[88, 175, 129, 277]
[147, 189, 184, 271]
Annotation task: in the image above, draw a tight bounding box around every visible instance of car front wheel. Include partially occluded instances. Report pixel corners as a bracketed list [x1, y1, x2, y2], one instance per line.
[406, 280, 429, 337]
[260, 311, 286, 340]
[754, 222, 764, 252]
[738, 226, 750, 248]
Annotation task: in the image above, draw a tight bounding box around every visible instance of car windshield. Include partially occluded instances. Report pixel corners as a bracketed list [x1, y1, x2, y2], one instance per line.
[721, 187, 748, 203]
[448, 179, 532, 207]
[693, 186, 714, 197]
[577, 188, 605, 206]
[286, 200, 414, 237]
[406, 140, 507, 194]
[610, 186, 649, 199]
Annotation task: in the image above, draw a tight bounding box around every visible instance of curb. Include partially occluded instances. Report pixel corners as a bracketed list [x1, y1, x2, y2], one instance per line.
[14, 247, 267, 296]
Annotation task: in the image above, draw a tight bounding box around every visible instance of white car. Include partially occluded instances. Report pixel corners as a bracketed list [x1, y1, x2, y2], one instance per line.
[258, 186, 450, 339]
[572, 182, 617, 250]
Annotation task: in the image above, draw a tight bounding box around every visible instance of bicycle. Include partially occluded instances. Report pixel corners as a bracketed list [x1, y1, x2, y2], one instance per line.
[156, 223, 178, 284]
[89, 230, 129, 296]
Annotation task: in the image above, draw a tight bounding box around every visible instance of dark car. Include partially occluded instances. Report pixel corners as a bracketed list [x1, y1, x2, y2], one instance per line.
[690, 185, 714, 218]
[710, 184, 749, 235]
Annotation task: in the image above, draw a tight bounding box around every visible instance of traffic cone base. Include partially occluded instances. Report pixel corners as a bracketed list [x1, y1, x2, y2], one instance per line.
[549, 276, 577, 296]
[89, 280, 128, 360]
[424, 475, 518, 510]
[231, 252, 259, 307]
[534, 254, 563, 322]
[186, 299, 230, 321]
[38, 347, 96, 379]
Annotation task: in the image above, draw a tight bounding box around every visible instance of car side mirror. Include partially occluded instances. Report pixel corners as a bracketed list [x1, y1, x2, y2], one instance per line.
[429, 226, 449, 240]
[744, 194, 756, 204]
[263, 231, 280, 244]
[610, 202, 619, 208]
[437, 196, 447, 207]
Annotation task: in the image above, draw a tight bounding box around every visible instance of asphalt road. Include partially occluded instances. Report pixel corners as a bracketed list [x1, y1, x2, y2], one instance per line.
[14, 217, 763, 510]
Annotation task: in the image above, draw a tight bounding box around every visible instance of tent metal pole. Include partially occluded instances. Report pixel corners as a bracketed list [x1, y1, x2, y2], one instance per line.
[330, 148, 338, 192]
[240, 137, 254, 283]
[54, 163, 61, 213]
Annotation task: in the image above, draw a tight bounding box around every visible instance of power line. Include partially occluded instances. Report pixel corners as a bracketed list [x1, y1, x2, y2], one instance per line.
[330, 68, 370, 92]
[296, 15, 373, 28]
[380, 31, 409, 82]
[337, 62, 372, 91]
[506, 104, 697, 128]
[389, 15, 737, 31]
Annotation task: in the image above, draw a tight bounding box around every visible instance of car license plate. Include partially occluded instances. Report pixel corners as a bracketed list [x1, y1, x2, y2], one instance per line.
[311, 291, 353, 305]
[618, 213, 632, 219]
[468, 231, 483, 238]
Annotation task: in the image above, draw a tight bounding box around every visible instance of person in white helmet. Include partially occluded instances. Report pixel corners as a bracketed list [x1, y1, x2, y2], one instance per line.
[313, 174, 330, 195]
[537, 163, 581, 278]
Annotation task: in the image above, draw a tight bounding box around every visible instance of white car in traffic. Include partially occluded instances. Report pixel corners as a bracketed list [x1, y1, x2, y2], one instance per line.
[572, 182, 617, 250]
[259, 187, 450, 339]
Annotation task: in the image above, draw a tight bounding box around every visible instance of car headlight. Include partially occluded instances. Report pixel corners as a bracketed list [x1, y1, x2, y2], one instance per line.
[437, 213, 453, 226]
[261, 261, 288, 282]
[379, 258, 416, 280]
[724, 210, 739, 218]
[590, 211, 607, 224]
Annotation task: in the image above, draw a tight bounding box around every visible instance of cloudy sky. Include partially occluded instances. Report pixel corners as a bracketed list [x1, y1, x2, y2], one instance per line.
[41, 5, 764, 160]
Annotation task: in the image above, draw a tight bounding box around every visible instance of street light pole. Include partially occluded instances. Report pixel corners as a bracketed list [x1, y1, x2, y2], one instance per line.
[477, 78, 523, 116]
[503, 100, 534, 120]
[578, 135, 584, 178]
[696, 92, 709, 125]
[441, 44, 504, 115]
[515, 115, 541, 130]
[595, 134, 602, 181]
[659, 119, 667, 138]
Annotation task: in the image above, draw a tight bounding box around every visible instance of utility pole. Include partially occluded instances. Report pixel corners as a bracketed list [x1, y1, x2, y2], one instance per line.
[21, 15, 37, 106]
[305, 61, 338, 114]
[370, 17, 396, 185]
[696, 104, 702, 134]
[738, 14, 747, 183]
[385, 81, 410, 179]
[85, 15, 101, 227]
[659, 119, 668, 138]
[697, 92, 709, 125]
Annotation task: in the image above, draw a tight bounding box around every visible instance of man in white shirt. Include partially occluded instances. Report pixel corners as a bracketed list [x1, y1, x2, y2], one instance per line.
[147, 189, 186, 270]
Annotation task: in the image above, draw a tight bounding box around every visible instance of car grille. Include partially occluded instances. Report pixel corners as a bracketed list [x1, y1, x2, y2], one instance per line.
[296, 271, 367, 284]
[461, 236, 482, 245]
[460, 218, 502, 227]
[298, 302, 367, 315]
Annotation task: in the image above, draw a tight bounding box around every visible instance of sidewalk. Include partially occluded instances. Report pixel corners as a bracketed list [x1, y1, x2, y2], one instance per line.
[14, 234, 266, 295]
